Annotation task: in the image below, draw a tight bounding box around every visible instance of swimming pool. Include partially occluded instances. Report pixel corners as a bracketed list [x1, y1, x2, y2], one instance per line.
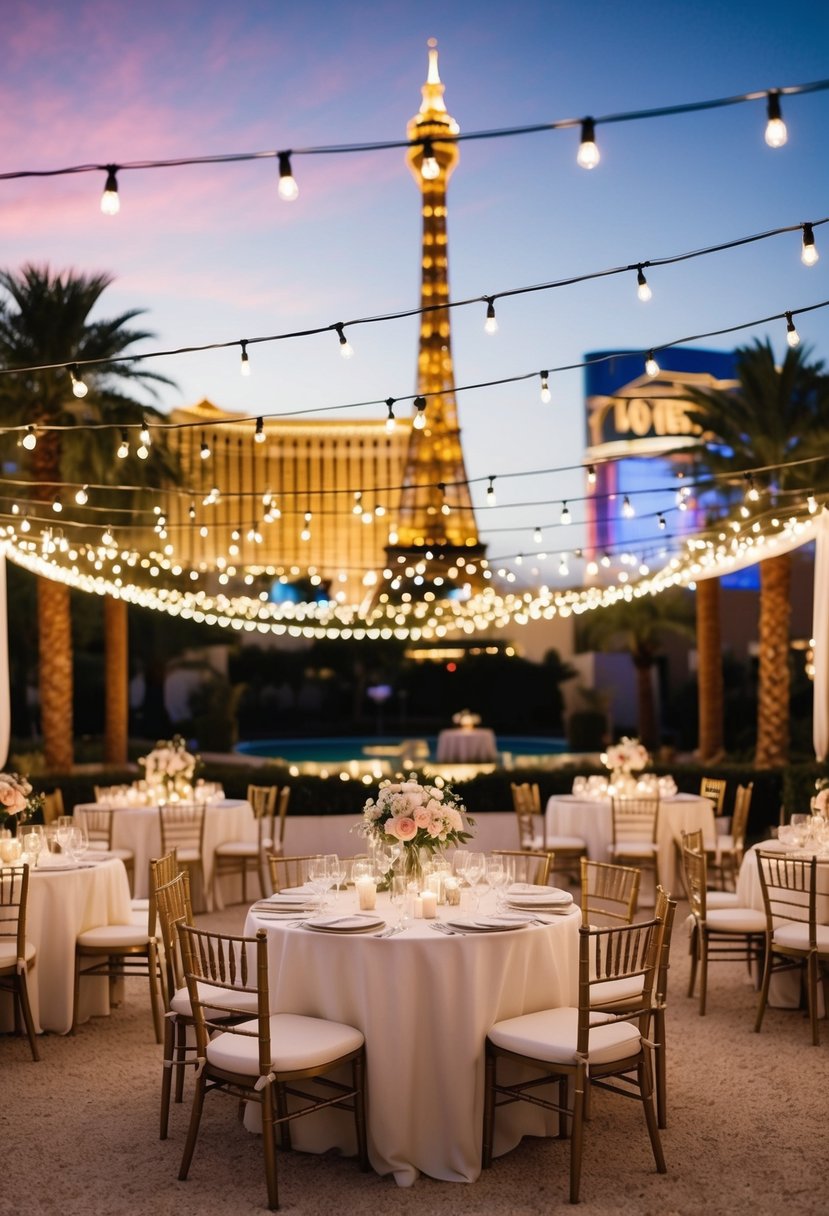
[235, 735, 568, 764]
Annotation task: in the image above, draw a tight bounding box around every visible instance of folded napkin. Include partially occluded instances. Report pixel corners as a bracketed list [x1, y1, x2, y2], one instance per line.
[507, 884, 573, 906]
[304, 913, 384, 933]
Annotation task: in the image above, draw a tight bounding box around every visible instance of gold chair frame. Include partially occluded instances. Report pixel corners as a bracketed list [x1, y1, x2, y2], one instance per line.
[74, 804, 135, 891]
[699, 776, 727, 815]
[490, 849, 554, 886]
[511, 782, 586, 884]
[267, 853, 324, 893]
[158, 803, 206, 908]
[580, 858, 641, 926]
[214, 786, 290, 904]
[0, 863, 39, 1061]
[609, 797, 661, 894]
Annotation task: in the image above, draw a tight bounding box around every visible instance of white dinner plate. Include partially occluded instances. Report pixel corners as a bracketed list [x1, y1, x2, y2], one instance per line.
[303, 914, 384, 933]
[445, 916, 528, 933]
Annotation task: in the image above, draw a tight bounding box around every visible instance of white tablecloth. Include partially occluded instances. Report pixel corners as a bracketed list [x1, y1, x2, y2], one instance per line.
[1, 858, 132, 1034]
[436, 727, 498, 763]
[74, 799, 254, 908]
[546, 792, 715, 899]
[244, 891, 581, 1185]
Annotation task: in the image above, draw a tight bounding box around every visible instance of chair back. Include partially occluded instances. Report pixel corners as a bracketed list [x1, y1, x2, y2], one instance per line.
[681, 827, 704, 853]
[580, 858, 641, 925]
[178, 923, 268, 1066]
[158, 803, 205, 859]
[682, 843, 708, 921]
[42, 789, 65, 824]
[247, 785, 278, 819]
[275, 787, 291, 851]
[490, 849, 553, 886]
[611, 797, 660, 846]
[577, 918, 661, 1052]
[75, 805, 115, 849]
[147, 848, 179, 937]
[731, 783, 753, 848]
[653, 886, 677, 1006]
[510, 782, 544, 850]
[0, 863, 30, 964]
[699, 776, 727, 814]
[755, 851, 827, 947]
[155, 868, 194, 995]
[267, 853, 324, 892]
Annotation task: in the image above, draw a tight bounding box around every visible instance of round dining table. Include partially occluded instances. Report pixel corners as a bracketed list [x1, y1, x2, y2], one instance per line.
[1, 856, 132, 1035]
[244, 890, 581, 1186]
[435, 727, 498, 763]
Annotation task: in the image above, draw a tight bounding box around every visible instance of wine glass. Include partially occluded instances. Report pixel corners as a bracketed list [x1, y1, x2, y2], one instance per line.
[389, 874, 411, 928]
[307, 856, 331, 911]
[329, 855, 347, 894]
[23, 825, 44, 869]
[70, 824, 89, 862]
[790, 813, 810, 846]
[464, 852, 486, 912]
[487, 855, 507, 911]
[452, 850, 470, 882]
[56, 815, 74, 857]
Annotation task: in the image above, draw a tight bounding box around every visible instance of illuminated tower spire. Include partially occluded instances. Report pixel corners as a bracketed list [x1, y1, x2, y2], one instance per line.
[385, 40, 486, 593]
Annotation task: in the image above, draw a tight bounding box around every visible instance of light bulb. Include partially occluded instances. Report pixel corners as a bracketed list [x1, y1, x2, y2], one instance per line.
[20, 517, 30, 533]
[200, 434, 211, 460]
[240, 341, 251, 375]
[277, 151, 299, 201]
[801, 224, 819, 266]
[52, 498, 62, 513]
[254, 416, 266, 443]
[335, 323, 353, 358]
[484, 299, 498, 334]
[385, 400, 396, 433]
[75, 485, 89, 505]
[764, 92, 787, 148]
[117, 429, 129, 459]
[21, 426, 37, 451]
[560, 502, 571, 525]
[69, 365, 88, 397]
[658, 513, 666, 530]
[577, 117, 600, 169]
[486, 477, 496, 506]
[421, 138, 439, 180]
[586, 465, 597, 486]
[413, 397, 427, 429]
[558, 557, 569, 577]
[808, 495, 818, 514]
[139, 419, 151, 446]
[137, 443, 149, 460]
[539, 371, 551, 403]
[100, 166, 120, 215]
[622, 495, 635, 518]
[645, 351, 660, 377]
[785, 312, 800, 348]
[636, 266, 652, 302]
[533, 527, 543, 544]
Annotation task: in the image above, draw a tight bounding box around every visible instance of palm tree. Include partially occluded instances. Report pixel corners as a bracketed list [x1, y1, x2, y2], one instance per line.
[682, 339, 829, 768]
[576, 588, 695, 750]
[0, 265, 176, 769]
[695, 575, 724, 762]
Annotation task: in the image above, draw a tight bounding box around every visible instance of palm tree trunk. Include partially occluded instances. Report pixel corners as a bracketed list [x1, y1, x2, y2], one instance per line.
[696, 576, 724, 761]
[633, 657, 659, 751]
[755, 552, 791, 768]
[104, 596, 129, 765]
[37, 576, 73, 770]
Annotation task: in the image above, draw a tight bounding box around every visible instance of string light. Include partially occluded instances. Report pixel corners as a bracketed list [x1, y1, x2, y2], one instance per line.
[486, 476, 496, 506]
[21, 426, 37, 451]
[277, 151, 299, 202]
[421, 138, 439, 180]
[240, 340, 251, 376]
[808, 495, 818, 514]
[68, 365, 88, 398]
[100, 165, 120, 215]
[413, 396, 427, 429]
[785, 311, 800, 347]
[188, 501, 196, 520]
[645, 350, 660, 377]
[560, 501, 571, 525]
[764, 91, 787, 148]
[137, 416, 151, 460]
[352, 492, 363, 516]
[622, 495, 635, 518]
[254, 416, 266, 444]
[484, 298, 498, 334]
[558, 555, 569, 577]
[801, 223, 819, 266]
[576, 117, 600, 169]
[586, 465, 597, 486]
[334, 323, 354, 359]
[75, 485, 89, 505]
[300, 510, 312, 541]
[636, 265, 652, 302]
[200, 433, 211, 460]
[51, 497, 62, 513]
[539, 371, 551, 403]
[533, 526, 543, 544]
[116, 429, 129, 459]
[658, 513, 667, 530]
[745, 474, 760, 502]
[385, 399, 396, 433]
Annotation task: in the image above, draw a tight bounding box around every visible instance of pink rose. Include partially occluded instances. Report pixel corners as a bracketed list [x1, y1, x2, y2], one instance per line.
[392, 816, 418, 841]
[414, 808, 431, 828]
[814, 788, 829, 813]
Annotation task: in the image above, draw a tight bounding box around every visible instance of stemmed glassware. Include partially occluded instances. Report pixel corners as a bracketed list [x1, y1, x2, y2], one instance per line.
[56, 816, 75, 859]
[464, 851, 486, 913]
[22, 825, 44, 869]
[308, 856, 331, 910]
[487, 855, 507, 911]
[70, 824, 89, 862]
[389, 874, 411, 928]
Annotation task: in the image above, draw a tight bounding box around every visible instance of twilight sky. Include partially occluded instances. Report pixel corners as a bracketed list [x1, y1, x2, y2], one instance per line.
[1, 0, 827, 577]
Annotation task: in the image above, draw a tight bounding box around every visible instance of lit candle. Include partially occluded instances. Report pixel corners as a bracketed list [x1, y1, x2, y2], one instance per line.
[426, 872, 445, 903]
[355, 876, 377, 911]
[420, 889, 438, 918]
[412, 895, 424, 919]
[444, 877, 461, 906]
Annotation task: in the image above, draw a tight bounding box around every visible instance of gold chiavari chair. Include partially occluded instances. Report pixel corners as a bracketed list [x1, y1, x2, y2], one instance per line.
[755, 851, 829, 1046]
[42, 788, 65, 825]
[0, 863, 39, 1060]
[699, 776, 727, 816]
[73, 804, 135, 893]
[482, 916, 666, 1203]
[214, 786, 286, 904]
[176, 924, 368, 1210]
[267, 853, 324, 893]
[580, 858, 641, 927]
[681, 829, 738, 908]
[511, 782, 587, 884]
[158, 803, 206, 908]
[709, 782, 753, 891]
[489, 849, 554, 886]
[609, 797, 661, 896]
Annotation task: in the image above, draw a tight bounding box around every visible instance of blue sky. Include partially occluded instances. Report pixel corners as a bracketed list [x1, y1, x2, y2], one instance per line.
[1, 0, 827, 577]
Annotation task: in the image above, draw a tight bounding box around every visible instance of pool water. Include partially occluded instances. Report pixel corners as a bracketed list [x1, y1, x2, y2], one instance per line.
[235, 736, 568, 764]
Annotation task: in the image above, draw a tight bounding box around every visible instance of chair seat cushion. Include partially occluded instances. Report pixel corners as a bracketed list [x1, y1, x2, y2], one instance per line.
[774, 922, 829, 952]
[609, 843, 658, 857]
[207, 1013, 364, 1075]
[215, 842, 260, 858]
[706, 907, 766, 934]
[90, 844, 134, 863]
[177, 849, 202, 863]
[0, 940, 36, 969]
[77, 924, 153, 949]
[488, 1005, 641, 1067]
[706, 890, 740, 909]
[170, 983, 260, 1020]
[545, 837, 587, 851]
[590, 974, 645, 1008]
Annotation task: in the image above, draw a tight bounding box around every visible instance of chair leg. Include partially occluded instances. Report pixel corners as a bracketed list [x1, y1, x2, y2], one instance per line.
[178, 1072, 207, 1182]
[17, 972, 40, 1062]
[687, 925, 698, 998]
[275, 1082, 292, 1150]
[654, 1008, 666, 1130]
[71, 951, 82, 1035]
[353, 1051, 369, 1170]
[568, 1065, 586, 1204]
[754, 943, 774, 1033]
[807, 953, 820, 1047]
[160, 1018, 175, 1139]
[698, 934, 709, 1016]
[147, 942, 164, 1044]
[482, 1047, 495, 1169]
[638, 1057, 667, 1174]
[261, 1083, 280, 1211]
[174, 1020, 188, 1103]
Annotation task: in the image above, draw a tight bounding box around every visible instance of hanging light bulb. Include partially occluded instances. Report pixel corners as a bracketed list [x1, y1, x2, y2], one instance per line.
[586, 465, 597, 486]
[539, 371, 551, 404]
[52, 497, 62, 513]
[254, 416, 266, 444]
[20, 516, 31, 533]
[277, 151, 299, 201]
[636, 265, 652, 302]
[75, 484, 89, 506]
[101, 527, 114, 547]
[560, 501, 571, 525]
[100, 165, 120, 215]
[486, 476, 496, 506]
[558, 555, 569, 577]
[622, 495, 635, 518]
[136, 440, 149, 460]
[353, 492, 363, 516]
[421, 138, 439, 180]
[385, 399, 396, 433]
[807, 494, 818, 514]
[300, 510, 312, 542]
[200, 433, 211, 460]
[240, 340, 251, 375]
[576, 117, 600, 169]
[413, 396, 427, 430]
[745, 475, 760, 502]
[801, 223, 819, 266]
[785, 311, 800, 348]
[533, 526, 543, 544]
[188, 500, 196, 520]
[139, 416, 151, 447]
[117, 428, 129, 459]
[68, 364, 88, 398]
[484, 298, 498, 335]
[764, 91, 787, 148]
[657, 513, 666, 530]
[645, 350, 660, 377]
[334, 323, 353, 359]
[21, 426, 37, 451]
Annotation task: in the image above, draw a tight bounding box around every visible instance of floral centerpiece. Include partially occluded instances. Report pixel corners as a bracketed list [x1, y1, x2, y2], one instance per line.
[360, 779, 475, 885]
[812, 779, 829, 817]
[452, 709, 481, 728]
[139, 735, 199, 803]
[0, 771, 43, 830]
[601, 736, 650, 795]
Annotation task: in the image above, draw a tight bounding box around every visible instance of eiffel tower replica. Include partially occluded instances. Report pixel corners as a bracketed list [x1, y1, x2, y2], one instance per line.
[383, 40, 487, 596]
